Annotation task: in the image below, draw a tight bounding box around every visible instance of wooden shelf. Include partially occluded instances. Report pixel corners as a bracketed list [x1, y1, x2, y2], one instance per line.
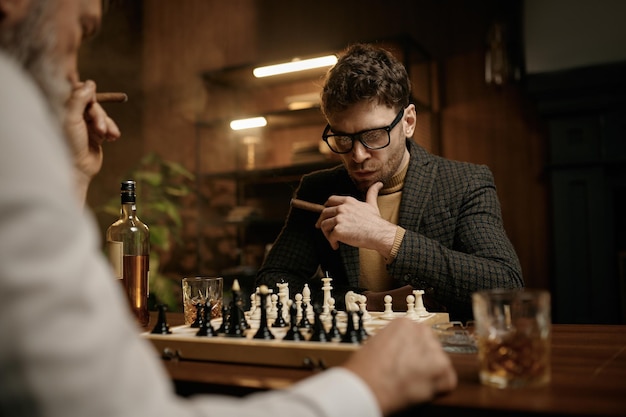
[195, 106, 325, 130]
[201, 159, 340, 182]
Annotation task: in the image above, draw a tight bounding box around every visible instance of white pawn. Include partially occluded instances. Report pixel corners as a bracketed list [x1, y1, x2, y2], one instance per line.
[248, 293, 256, 316]
[321, 297, 335, 325]
[295, 293, 303, 320]
[269, 293, 278, 320]
[327, 297, 336, 318]
[382, 294, 395, 320]
[252, 287, 262, 320]
[358, 294, 372, 321]
[405, 294, 419, 320]
[413, 289, 429, 317]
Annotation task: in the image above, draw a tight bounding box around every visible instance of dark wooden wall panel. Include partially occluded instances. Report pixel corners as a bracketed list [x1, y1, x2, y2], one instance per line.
[85, 0, 550, 298]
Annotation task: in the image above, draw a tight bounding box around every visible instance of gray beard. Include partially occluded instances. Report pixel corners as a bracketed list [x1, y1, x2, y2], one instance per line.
[0, 0, 70, 124]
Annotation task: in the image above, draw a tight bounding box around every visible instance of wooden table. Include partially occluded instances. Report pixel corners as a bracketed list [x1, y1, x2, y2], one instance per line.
[145, 312, 626, 417]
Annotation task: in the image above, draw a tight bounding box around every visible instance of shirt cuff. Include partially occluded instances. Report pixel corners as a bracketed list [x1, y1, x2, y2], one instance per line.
[288, 367, 381, 417]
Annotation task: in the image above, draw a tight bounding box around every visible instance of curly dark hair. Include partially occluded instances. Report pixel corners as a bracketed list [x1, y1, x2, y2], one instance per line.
[320, 43, 411, 119]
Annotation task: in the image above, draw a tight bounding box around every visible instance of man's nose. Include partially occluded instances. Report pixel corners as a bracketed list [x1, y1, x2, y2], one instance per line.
[351, 140, 370, 163]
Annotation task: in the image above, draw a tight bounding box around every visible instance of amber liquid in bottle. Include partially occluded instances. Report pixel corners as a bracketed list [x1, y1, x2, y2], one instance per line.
[106, 180, 150, 327]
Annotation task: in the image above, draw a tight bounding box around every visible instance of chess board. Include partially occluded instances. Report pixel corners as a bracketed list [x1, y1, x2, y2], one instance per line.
[143, 311, 449, 369]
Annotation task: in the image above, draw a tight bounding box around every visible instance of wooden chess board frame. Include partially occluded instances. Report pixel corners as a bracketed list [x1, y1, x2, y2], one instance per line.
[143, 311, 449, 369]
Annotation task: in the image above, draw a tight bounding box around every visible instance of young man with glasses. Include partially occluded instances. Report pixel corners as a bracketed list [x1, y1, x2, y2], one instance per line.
[256, 43, 523, 321]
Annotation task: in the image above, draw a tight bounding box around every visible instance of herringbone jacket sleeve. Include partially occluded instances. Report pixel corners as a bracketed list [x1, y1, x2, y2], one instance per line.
[256, 165, 360, 300]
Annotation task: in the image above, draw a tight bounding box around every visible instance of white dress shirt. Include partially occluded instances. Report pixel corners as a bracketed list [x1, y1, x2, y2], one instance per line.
[0, 51, 380, 417]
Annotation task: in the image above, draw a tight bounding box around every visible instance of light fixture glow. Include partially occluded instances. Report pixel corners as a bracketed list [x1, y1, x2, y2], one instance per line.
[253, 55, 337, 78]
[230, 117, 267, 131]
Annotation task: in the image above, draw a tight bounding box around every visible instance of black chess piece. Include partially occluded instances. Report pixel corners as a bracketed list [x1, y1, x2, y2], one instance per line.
[309, 304, 329, 342]
[238, 303, 249, 330]
[272, 300, 287, 328]
[150, 304, 172, 334]
[190, 301, 204, 329]
[341, 311, 360, 344]
[217, 304, 229, 334]
[283, 302, 305, 341]
[356, 310, 369, 342]
[225, 300, 245, 338]
[196, 301, 217, 337]
[326, 309, 342, 341]
[298, 301, 311, 329]
[253, 286, 275, 340]
[232, 284, 249, 330]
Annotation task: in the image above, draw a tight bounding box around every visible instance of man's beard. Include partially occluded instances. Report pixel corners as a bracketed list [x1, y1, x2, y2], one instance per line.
[0, 0, 70, 123]
[347, 147, 405, 193]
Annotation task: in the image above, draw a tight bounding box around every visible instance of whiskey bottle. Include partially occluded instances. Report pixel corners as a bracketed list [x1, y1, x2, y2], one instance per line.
[106, 180, 150, 327]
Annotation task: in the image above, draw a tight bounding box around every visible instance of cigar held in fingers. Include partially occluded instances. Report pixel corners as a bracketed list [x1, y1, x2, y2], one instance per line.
[290, 198, 325, 213]
[95, 92, 128, 103]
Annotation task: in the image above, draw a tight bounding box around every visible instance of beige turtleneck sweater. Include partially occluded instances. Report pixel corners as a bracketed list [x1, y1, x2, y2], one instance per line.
[358, 159, 409, 291]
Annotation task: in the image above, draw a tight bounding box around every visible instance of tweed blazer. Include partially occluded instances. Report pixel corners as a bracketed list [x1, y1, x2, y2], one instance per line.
[257, 139, 523, 320]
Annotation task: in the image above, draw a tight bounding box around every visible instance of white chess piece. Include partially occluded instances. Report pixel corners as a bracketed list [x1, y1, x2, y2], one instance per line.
[405, 294, 419, 320]
[382, 294, 395, 320]
[269, 293, 278, 319]
[302, 284, 311, 301]
[295, 293, 303, 320]
[252, 287, 262, 320]
[277, 282, 289, 321]
[345, 291, 358, 312]
[249, 293, 256, 316]
[328, 297, 335, 310]
[264, 288, 273, 319]
[358, 294, 372, 321]
[302, 283, 314, 319]
[413, 289, 429, 317]
[321, 275, 333, 317]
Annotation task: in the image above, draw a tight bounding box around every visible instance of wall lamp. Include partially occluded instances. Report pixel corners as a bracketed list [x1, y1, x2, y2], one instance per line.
[253, 55, 337, 78]
[230, 116, 267, 131]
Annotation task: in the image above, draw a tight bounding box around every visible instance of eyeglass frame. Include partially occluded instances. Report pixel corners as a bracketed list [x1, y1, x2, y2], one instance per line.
[321, 107, 405, 154]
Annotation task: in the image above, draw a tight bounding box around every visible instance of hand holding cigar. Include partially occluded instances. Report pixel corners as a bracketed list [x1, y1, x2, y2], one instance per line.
[290, 198, 325, 213]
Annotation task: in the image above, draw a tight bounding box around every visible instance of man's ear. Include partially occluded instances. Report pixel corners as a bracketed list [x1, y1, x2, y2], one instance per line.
[0, 0, 30, 25]
[403, 104, 417, 138]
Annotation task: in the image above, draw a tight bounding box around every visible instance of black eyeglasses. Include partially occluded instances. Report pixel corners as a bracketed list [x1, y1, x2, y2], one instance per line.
[322, 108, 405, 154]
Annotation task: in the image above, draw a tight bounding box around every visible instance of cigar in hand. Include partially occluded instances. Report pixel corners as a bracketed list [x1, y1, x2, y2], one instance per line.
[95, 92, 128, 103]
[290, 198, 325, 213]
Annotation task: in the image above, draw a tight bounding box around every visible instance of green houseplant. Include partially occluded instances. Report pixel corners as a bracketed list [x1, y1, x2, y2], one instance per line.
[99, 152, 195, 311]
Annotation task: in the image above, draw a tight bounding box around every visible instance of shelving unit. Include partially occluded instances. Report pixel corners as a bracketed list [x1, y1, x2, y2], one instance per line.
[193, 36, 436, 279]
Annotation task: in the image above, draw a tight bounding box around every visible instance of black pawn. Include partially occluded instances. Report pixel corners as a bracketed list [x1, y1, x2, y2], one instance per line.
[232, 288, 249, 330]
[190, 302, 203, 329]
[356, 310, 369, 342]
[217, 304, 229, 334]
[309, 304, 329, 342]
[238, 304, 249, 330]
[283, 303, 305, 341]
[341, 311, 360, 344]
[272, 300, 287, 328]
[253, 288, 275, 340]
[326, 309, 342, 341]
[196, 301, 217, 337]
[150, 304, 172, 334]
[298, 301, 311, 329]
